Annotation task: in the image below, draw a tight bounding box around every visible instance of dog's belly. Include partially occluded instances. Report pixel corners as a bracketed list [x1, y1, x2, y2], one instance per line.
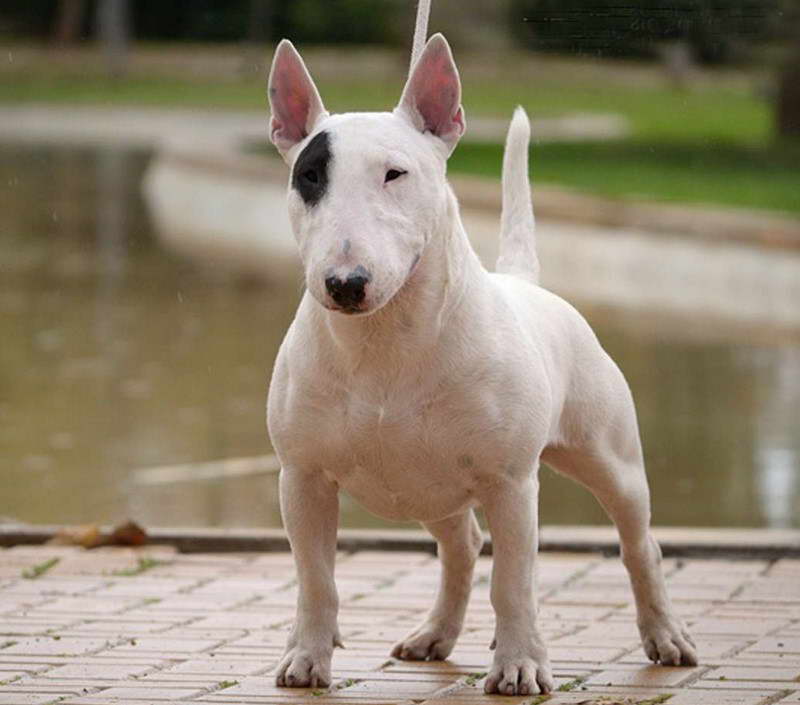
[328, 444, 475, 521]
[335, 464, 477, 523]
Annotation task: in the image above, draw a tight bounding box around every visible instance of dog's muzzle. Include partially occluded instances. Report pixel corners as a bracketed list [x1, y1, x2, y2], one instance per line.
[325, 268, 370, 312]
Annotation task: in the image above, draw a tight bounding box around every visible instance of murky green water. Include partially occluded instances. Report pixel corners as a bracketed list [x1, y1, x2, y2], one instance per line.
[1, 144, 798, 529]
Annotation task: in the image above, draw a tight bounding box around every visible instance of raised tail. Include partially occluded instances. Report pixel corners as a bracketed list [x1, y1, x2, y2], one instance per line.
[496, 106, 540, 284]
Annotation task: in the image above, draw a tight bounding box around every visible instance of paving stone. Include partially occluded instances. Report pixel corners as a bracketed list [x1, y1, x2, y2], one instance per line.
[693, 680, 800, 692]
[65, 685, 207, 700]
[63, 619, 179, 636]
[40, 663, 153, 679]
[0, 619, 72, 635]
[704, 665, 800, 681]
[2, 637, 109, 656]
[689, 617, 789, 636]
[157, 659, 267, 676]
[743, 636, 800, 653]
[669, 689, 781, 704]
[32, 596, 143, 615]
[1, 546, 798, 705]
[585, 665, 704, 687]
[0, 695, 76, 704]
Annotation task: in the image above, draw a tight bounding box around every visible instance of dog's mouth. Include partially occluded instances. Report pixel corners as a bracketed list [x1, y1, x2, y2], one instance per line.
[323, 301, 370, 316]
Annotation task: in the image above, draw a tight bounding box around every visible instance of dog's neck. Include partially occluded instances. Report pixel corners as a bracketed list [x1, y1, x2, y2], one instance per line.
[310, 186, 483, 368]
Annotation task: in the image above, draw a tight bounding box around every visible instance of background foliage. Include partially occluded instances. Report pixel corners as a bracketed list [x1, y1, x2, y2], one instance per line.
[509, 0, 785, 63]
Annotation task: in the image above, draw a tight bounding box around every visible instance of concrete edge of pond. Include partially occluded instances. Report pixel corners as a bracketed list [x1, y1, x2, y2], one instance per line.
[2, 524, 798, 559]
[149, 136, 800, 252]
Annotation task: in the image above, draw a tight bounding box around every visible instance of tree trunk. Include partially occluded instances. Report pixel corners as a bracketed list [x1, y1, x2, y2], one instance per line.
[777, 42, 800, 138]
[96, 0, 130, 80]
[240, 0, 271, 77]
[52, 0, 86, 46]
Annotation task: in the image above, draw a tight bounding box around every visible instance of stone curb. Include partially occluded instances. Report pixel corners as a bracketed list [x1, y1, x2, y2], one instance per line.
[158, 145, 800, 252]
[2, 524, 798, 559]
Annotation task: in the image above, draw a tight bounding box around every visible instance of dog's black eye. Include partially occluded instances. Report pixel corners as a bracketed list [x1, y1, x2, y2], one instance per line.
[385, 169, 406, 183]
[303, 169, 319, 184]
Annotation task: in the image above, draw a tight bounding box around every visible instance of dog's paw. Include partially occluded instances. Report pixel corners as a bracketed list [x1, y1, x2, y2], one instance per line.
[275, 646, 332, 688]
[639, 613, 698, 666]
[484, 648, 553, 696]
[391, 621, 458, 661]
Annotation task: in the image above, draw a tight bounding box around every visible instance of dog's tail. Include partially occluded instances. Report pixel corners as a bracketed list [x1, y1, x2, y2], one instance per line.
[496, 106, 540, 284]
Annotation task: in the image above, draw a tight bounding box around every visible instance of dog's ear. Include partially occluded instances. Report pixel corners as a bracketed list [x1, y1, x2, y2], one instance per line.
[268, 40, 328, 160]
[395, 33, 465, 156]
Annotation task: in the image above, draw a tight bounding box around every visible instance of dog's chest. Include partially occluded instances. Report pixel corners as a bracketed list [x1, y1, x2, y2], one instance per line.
[289, 378, 502, 522]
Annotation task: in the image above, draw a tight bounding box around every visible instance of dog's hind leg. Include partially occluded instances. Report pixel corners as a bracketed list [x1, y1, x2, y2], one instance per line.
[391, 510, 483, 661]
[542, 437, 698, 667]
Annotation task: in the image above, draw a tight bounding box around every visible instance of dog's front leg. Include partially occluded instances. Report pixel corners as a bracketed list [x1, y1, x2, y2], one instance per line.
[482, 474, 554, 696]
[275, 466, 342, 689]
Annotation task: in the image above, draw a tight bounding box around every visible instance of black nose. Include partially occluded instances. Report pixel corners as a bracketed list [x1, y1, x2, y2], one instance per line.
[325, 271, 369, 309]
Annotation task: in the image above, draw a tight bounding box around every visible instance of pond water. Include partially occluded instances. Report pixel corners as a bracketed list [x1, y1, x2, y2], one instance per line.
[2, 144, 798, 530]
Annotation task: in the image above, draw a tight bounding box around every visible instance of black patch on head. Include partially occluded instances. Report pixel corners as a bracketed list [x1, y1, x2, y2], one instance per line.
[291, 130, 331, 207]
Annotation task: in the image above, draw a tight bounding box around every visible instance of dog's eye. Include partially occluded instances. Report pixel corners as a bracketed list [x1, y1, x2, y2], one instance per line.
[385, 169, 406, 183]
[303, 169, 319, 184]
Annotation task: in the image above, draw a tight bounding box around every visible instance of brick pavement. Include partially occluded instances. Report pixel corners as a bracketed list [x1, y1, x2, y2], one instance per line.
[0, 545, 798, 704]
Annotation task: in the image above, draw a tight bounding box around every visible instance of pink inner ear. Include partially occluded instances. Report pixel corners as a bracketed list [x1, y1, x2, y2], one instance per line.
[269, 47, 323, 148]
[272, 77, 311, 143]
[406, 42, 463, 139]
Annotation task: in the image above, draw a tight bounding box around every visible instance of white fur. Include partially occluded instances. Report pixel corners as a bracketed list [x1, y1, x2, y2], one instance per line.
[266, 34, 696, 696]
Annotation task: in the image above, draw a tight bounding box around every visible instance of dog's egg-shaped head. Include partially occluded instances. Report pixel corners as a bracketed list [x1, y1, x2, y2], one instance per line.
[267, 35, 465, 316]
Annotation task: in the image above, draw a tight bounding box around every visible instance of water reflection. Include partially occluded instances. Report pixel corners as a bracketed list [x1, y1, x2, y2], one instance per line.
[1, 144, 797, 529]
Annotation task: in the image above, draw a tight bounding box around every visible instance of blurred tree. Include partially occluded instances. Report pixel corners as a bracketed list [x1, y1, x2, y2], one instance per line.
[96, 0, 130, 79]
[776, 38, 800, 138]
[0, 0, 58, 38]
[0, 1, 404, 45]
[52, 0, 86, 45]
[240, 0, 271, 76]
[774, 0, 800, 139]
[429, 0, 513, 51]
[510, 0, 780, 64]
[280, 0, 402, 45]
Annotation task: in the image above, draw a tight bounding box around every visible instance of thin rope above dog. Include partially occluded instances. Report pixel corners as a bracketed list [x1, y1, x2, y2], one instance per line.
[409, 0, 431, 71]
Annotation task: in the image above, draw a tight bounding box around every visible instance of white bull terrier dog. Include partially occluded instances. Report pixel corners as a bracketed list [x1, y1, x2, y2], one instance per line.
[265, 32, 697, 696]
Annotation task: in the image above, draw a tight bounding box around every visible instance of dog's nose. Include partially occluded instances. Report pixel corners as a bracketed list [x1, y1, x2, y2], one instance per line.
[325, 271, 369, 309]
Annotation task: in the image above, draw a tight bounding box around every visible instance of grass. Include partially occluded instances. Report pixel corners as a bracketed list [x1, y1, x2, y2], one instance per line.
[449, 139, 800, 215]
[111, 556, 165, 577]
[557, 675, 588, 691]
[21, 557, 59, 580]
[464, 672, 487, 686]
[1, 43, 796, 215]
[0, 67, 770, 143]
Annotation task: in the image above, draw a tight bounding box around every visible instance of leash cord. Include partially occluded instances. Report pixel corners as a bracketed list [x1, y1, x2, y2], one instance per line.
[410, 0, 431, 71]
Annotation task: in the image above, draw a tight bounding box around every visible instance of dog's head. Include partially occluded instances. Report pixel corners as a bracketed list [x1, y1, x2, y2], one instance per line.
[268, 34, 465, 315]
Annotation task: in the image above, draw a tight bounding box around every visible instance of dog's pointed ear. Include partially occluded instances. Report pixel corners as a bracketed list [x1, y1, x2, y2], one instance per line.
[395, 33, 465, 156]
[268, 39, 328, 160]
